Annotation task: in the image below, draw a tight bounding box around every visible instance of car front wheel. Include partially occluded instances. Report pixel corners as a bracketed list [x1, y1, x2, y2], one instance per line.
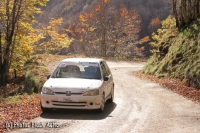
[108, 86, 114, 103]
[40, 102, 50, 113]
[98, 93, 105, 112]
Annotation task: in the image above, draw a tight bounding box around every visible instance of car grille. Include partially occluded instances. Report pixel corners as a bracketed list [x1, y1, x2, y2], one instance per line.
[52, 101, 87, 107]
[54, 92, 83, 95]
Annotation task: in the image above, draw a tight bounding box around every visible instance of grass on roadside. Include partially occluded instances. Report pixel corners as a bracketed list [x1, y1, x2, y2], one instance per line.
[0, 93, 37, 106]
[142, 19, 200, 89]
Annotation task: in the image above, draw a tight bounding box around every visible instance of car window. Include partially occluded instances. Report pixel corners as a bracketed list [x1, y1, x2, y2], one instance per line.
[100, 62, 109, 77]
[51, 62, 101, 79]
[103, 61, 111, 75]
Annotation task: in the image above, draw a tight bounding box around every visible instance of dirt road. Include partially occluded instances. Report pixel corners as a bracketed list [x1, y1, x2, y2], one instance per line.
[10, 61, 200, 133]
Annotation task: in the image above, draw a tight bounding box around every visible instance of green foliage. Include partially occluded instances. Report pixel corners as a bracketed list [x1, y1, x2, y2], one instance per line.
[24, 55, 49, 94]
[143, 17, 200, 89]
[6, 94, 21, 104]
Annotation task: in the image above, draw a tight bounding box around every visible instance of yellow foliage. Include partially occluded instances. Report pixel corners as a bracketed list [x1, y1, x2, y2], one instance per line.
[79, 14, 86, 23]
[11, 34, 34, 76]
[150, 16, 176, 54]
[0, 0, 49, 77]
[49, 18, 63, 28]
[104, 0, 109, 3]
[33, 17, 72, 53]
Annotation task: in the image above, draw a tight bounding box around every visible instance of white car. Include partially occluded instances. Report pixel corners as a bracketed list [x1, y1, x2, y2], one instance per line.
[41, 58, 114, 112]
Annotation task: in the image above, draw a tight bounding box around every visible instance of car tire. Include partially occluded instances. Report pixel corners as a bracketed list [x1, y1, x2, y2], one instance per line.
[98, 93, 105, 112]
[107, 86, 114, 103]
[40, 102, 50, 113]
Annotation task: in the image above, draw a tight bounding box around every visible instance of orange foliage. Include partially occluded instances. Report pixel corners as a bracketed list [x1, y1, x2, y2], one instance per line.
[149, 17, 161, 28]
[141, 46, 145, 50]
[140, 36, 150, 42]
[71, 0, 142, 57]
[131, 11, 138, 20]
[134, 47, 144, 51]
[95, 4, 101, 11]
[120, 8, 129, 17]
[86, 13, 93, 18]
[79, 14, 86, 23]
[66, 0, 71, 5]
[79, 12, 93, 24]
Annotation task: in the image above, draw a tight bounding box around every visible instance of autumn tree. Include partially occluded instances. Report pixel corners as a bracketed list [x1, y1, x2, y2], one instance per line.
[69, 20, 91, 56]
[33, 18, 72, 54]
[0, 0, 48, 86]
[109, 7, 145, 57]
[70, 0, 143, 58]
[70, 0, 115, 57]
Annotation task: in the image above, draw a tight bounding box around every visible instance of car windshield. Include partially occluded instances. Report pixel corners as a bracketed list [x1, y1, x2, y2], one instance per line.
[51, 62, 102, 80]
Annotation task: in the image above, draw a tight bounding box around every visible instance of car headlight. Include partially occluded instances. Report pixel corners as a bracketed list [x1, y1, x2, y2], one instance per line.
[83, 89, 99, 96]
[42, 88, 54, 95]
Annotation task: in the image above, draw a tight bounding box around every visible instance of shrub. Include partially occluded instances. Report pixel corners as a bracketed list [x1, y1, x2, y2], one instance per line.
[24, 55, 49, 94]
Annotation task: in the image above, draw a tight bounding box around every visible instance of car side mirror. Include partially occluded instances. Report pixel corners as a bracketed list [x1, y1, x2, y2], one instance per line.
[47, 75, 51, 79]
[103, 76, 109, 81]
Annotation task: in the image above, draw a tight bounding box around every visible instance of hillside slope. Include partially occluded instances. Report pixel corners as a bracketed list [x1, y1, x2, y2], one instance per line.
[142, 19, 200, 89]
[36, 0, 170, 50]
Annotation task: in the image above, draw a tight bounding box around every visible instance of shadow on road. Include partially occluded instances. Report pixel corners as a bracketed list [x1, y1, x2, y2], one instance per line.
[40, 102, 117, 120]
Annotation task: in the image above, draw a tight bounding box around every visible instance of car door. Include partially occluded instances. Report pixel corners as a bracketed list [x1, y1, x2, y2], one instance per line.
[103, 61, 113, 96]
[100, 61, 112, 99]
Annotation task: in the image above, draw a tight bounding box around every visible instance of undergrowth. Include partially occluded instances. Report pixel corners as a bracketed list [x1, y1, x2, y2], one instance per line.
[143, 18, 200, 89]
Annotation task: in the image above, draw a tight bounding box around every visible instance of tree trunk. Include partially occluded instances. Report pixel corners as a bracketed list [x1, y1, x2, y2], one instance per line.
[14, 69, 17, 78]
[197, 0, 200, 17]
[0, 31, 8, 86]
[181, 0, 189, 24]
[194, 0, 199, 20]
[3, 41, 12, 85]
[0, 31, 3, 86]
[101, 29, 107, 57]
[172, 0, 179, 27]
[0, 0, 21, 86]
[81, 41, 88, 57]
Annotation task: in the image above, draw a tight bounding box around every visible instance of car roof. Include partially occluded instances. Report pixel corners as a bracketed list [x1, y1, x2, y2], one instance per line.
[61, 58, 104, 63]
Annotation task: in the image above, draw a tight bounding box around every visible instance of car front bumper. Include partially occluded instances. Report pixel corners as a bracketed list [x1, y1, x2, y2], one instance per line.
[41, 94, 102, 109]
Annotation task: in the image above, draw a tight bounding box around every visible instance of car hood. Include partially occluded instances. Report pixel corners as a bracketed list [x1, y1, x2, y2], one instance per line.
[43, 78, 103, 92]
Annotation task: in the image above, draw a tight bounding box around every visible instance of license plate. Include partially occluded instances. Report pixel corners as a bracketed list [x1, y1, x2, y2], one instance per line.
[58, 97, 71, 102]
[58, 97, 78, 102]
